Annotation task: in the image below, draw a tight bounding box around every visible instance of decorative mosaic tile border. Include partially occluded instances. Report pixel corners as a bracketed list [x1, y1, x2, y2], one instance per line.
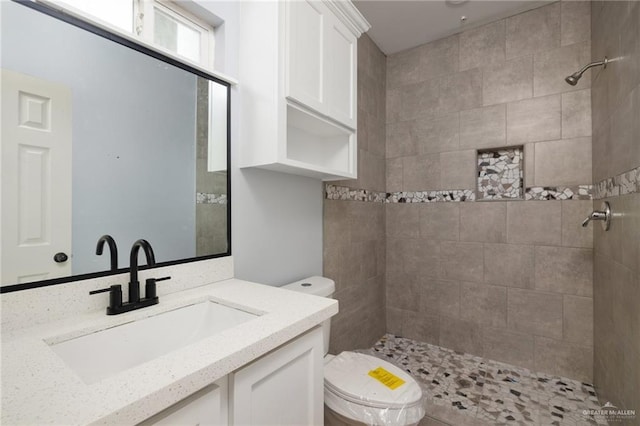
[325, 185, 387, 203]
[593, 166, 640, 199]
[525, 185, 592, 201]
[387, 190, 476, 203]
[196, 192, 228, 204]
[325, 184, 592, 203]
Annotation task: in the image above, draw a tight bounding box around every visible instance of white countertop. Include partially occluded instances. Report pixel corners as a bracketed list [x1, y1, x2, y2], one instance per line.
[1, 278, 338, 425]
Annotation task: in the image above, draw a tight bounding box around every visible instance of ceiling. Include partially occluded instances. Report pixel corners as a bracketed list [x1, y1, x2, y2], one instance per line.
[353, 0, 551, 55]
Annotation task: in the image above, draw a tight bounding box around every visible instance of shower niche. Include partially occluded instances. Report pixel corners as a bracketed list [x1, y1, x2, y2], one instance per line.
[477, 146, 524, 200]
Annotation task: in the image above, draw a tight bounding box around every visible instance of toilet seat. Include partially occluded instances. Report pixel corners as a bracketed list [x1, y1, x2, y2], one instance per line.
[324, 352, 424, 425]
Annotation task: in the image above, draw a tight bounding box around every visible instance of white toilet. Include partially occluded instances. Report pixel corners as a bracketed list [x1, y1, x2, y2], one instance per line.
[282, 277, 425, 426]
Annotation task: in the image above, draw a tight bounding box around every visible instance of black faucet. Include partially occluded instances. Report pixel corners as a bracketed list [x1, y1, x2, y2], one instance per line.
[95, 235, 118, 271]
[128, 239, 156, 303]
[89, 239, 170, 315]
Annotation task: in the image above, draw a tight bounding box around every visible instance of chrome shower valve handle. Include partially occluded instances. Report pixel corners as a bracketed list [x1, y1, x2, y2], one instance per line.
[582, 201, 611, 231]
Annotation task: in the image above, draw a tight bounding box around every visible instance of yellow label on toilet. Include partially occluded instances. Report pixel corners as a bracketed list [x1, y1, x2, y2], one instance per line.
[368, 367, 406, 390]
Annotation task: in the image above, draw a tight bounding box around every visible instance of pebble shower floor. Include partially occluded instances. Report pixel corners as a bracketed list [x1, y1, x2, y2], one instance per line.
[371, 335, 608, 425]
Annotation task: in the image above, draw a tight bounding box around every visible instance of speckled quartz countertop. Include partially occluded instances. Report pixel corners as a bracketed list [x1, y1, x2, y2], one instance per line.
[1, 278, 338, 425]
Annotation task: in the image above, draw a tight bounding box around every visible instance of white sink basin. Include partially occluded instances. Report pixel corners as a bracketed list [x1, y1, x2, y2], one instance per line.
[49, 301, 259, 384]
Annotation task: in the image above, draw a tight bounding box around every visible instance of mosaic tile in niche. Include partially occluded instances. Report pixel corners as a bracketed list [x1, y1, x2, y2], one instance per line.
[477, 147, 524, 200]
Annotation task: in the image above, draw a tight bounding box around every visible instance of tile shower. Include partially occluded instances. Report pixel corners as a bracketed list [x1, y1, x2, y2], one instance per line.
[325, 1, 639, 425]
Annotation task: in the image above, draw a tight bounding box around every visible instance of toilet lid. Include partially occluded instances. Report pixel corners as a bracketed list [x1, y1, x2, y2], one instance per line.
[324, 352, 422, 409]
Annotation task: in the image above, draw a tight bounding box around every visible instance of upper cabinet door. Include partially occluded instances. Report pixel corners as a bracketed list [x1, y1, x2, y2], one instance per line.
[286, 0, 326, 114]
[325, 15, 356, 129]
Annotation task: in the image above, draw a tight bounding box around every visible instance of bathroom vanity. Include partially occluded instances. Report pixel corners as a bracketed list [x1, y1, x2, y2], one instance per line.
[1, 273, 337, 425]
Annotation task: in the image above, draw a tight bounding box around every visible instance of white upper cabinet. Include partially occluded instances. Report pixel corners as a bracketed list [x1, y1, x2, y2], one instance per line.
[286, 0, 326, 113]
[325, 14, 356, 128]
[285, 1, 356, 129]
[239, 0, 369, 180]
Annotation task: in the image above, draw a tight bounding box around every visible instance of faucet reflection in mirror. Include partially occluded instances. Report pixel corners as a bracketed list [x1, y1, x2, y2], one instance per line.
[0, 0, 231, 292]
[89, 239, 171, 315]
[95, 235, 119, 271]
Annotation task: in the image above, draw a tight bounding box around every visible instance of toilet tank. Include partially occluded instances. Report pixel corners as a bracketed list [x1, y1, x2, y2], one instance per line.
[281, 276, 335, 355]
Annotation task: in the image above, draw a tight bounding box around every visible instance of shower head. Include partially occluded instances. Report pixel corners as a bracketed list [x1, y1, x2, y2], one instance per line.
[565, 57, 608, 86]
[565, 72, 581, 86]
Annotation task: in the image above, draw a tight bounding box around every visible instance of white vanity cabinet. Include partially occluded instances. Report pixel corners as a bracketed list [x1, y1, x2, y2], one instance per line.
[141, 379, 228, 426]
[230, 326, 324, 425]
[141, 327, 323, 426]
[239, 0, 369, 180]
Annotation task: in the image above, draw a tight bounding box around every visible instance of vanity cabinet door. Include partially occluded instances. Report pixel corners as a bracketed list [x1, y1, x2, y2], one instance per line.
[230, 327, 324, 426]
[139, 378, 228, 426]
[285, 0, 327, 115]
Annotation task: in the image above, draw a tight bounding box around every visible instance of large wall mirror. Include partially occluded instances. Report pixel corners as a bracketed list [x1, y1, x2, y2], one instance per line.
[1, 0, 231, 292]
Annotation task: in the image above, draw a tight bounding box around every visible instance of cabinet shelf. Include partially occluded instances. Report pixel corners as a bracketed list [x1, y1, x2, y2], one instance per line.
[286, 104, 355, 179]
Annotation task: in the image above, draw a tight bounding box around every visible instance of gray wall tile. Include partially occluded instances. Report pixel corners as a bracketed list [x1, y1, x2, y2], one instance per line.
[533, 137, 592, 186]
[561, 200, 594, 248]
[386, 122, 415, 158]
[561, 89, 592, 139]
[460, 281, 507, 328]
[533, 41, 592, 97]
[414, 113, 459, 154]
[440, 241, 484, 283]
[459, 104, 506, 150]
[483, 327, 534, 369]
[484, 243, 535, 289]
[506, 94, 562, 144]
[608, 85, 640, 178]
[397, 79, 440, 122]
[508, 288, 563, 339]
[386, 203, 420, 238]
[437, 69, 483, 115]
[563, 295, 594, 345]
[507, 201, 562, 246]
[386, 271, 420, 312]
[417, 35, 460, 83]
[387, 46, 425, 90]
[535, 246, 593, 296]
[402, 311, 440, 345]
[506, 3, 560, 59]
[404, 153, 441, 190]
[386, 307, 403, 335]
[419, 203, 460, 241]
[534, 336, 593, 382]
[422, 279, 461, 317]
[561, 0, 591, 46]
[482, 56, 533, 106]
[387, 238, 440, 276]
[523, 143, 535, 187]
[459, 20, 505, 71]
[439, 316, 484, 355]
[459, 202, 507, 243]
[386, 88, 402, 124]
[440, 150, 476, 190]
[386, 157, 403, 192]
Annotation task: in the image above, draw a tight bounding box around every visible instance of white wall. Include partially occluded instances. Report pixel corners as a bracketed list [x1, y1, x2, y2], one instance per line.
[194, 1, 323, 286]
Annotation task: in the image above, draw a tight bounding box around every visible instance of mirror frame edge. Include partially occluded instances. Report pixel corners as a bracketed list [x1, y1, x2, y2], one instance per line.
[1, 0, 232, 294]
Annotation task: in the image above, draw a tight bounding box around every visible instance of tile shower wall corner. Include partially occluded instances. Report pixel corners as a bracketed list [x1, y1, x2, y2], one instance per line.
[384, 1, 594, 382]
[324, 34, 387, 353]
